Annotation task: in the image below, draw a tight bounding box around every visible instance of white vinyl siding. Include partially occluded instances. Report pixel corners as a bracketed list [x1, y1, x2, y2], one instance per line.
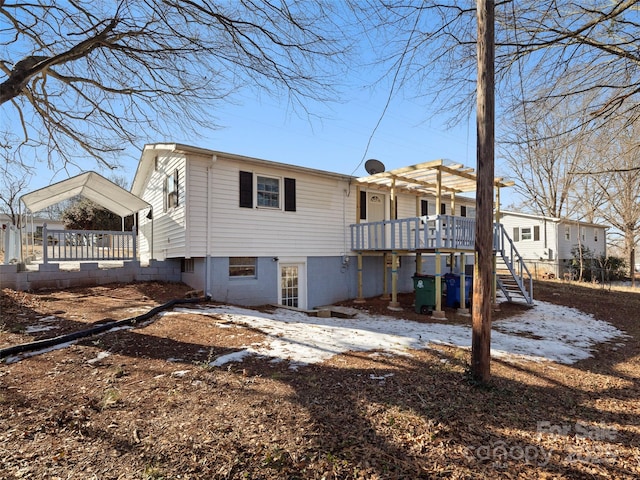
[137, 152, 187, 260]
[208, 157, 354, 257]
[183, 158, 210, 257]
[499, 212, 607, 262]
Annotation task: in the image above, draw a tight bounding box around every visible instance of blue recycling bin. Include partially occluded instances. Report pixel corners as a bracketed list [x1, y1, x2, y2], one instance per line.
[444, 273, 472, 308]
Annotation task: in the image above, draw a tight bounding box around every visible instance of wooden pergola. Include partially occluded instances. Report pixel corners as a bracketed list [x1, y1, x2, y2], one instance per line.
[352, 159, 514, 317]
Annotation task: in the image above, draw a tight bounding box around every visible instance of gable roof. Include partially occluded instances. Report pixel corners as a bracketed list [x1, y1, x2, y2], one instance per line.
[21, 171, 150, 217]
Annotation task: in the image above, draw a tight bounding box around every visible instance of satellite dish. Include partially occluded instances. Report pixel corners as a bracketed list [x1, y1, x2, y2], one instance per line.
[365, 159, 386, 175]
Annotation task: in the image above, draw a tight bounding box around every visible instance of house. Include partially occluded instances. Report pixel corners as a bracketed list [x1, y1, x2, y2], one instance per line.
[132, 143, 529, 313]
[0, 213, 65, 238]
[1, 213, 65, 264]
[498, 211, 608, 279]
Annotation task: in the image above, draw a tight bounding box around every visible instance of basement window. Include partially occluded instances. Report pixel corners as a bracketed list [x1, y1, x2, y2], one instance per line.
[229, 257, 257, 277]
[181, 258, 194, 273]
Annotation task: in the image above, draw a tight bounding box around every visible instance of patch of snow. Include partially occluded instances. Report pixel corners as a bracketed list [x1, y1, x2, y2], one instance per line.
[87, 351, 111, 364]
[24, 324, 58, 334]
[209, 349, 255, 367]
[171, 301, 627, 369]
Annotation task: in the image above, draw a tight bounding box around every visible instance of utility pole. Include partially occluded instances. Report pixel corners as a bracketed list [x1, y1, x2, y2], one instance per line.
[472, 0, 495, 383]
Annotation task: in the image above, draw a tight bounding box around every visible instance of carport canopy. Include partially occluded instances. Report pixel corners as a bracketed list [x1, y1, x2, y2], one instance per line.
[20, 171, 150, 217]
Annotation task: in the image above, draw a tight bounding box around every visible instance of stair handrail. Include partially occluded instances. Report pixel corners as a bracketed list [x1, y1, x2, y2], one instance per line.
[494, 223, 534, 304]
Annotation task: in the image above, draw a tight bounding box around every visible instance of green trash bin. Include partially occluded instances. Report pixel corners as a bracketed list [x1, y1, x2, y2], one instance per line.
[413, 274, 436, 314]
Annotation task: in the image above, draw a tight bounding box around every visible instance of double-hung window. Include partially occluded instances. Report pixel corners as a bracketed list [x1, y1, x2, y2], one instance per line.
[164, 169, 179, 211]
[239, 171, 296, 211]
[257, 175, 280, 208]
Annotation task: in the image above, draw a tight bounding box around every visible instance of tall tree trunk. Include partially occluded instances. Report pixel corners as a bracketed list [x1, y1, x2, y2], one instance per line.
[472, 0, 495, 383]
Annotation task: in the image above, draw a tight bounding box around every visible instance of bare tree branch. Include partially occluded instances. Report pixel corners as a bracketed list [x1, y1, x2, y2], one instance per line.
[0, 0, 352, 168]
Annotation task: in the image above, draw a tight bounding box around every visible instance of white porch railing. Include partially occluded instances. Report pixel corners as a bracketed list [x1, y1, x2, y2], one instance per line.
[42, 224, 136, 263]
[350, 215, 476, 251]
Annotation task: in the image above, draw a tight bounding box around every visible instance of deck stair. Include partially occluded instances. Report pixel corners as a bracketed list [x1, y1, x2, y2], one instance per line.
[493, 223, 534, 305]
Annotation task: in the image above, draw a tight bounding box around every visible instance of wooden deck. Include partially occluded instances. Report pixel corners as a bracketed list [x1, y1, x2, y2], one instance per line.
[350, 215, 534, 306]
[350, 214, 475, 252]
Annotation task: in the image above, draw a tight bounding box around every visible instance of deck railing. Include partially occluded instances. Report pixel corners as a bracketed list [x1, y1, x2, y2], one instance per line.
[350, 215, 476, 251]
[42, 224, 136, 263]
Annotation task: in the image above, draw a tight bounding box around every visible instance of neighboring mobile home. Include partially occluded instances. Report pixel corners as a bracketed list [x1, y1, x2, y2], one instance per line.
[132, 143, 506, 311]
[498, 211, 608, 279]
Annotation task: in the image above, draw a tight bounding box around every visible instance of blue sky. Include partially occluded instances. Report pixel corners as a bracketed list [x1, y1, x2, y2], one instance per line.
[28, 78, 520, 207]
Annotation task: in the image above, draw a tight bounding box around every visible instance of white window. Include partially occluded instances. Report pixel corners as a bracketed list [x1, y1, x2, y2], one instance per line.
[521, 227, 532, 240]
[229, 257, 257, 277]
[164, 169, 179, 211]
[565, 226, 570, 241]
[257, 175, 280, 208]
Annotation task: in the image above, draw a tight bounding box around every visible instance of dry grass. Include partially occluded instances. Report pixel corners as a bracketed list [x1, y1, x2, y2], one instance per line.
[0, 280, 639, 479]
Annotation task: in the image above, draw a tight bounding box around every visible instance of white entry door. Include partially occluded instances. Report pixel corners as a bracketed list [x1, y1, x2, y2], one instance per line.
[368, 193, 386, 248]
[279, 262, 307, 309]
[367, 193, 386, 222]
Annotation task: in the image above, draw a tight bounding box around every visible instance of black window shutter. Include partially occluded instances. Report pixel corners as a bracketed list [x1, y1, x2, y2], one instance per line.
[534, 225, 540, 241]
[284, 178, 296, 212]
[360, 191, 367, 219]
[513, 227, 520, 242]
[461, 205, 467, 217]
[440, 203, 446, 214]
[421, 200, 428, 216]
[239, 171, 253, 208]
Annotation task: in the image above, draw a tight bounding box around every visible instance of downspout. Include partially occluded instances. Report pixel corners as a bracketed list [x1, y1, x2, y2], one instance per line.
[205, 155, 217, 299]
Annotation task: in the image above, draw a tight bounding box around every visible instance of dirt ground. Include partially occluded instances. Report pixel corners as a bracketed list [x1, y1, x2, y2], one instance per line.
[1, 280, 639, 479]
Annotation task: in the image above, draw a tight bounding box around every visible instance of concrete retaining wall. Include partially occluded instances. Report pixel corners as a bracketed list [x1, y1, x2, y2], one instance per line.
[0, 260, 182, 291]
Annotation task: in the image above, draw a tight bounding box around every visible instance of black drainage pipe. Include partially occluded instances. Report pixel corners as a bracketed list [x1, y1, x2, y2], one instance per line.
[0, 297, 205, 361]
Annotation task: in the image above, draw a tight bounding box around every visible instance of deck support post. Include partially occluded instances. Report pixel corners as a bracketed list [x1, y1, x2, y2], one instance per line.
[432, 250, 446, 319]
[388, 250, 402, 310]
[458, 252, 470, 315]
[354, 252, 365, 304]
[381, 253, 390, 300]
[416, 252, 422, 274]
